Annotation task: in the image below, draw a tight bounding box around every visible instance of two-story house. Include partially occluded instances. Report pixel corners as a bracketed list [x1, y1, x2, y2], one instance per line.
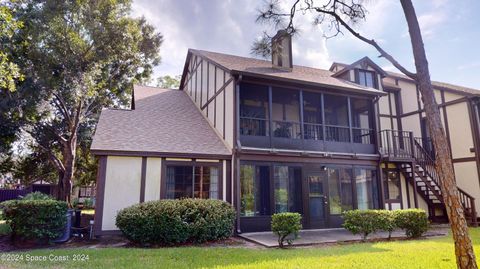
[91, 31, 480, 235]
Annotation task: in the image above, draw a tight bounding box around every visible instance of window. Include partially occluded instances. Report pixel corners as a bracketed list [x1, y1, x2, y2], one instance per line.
[240, 164, 271, 216]
[355, 168, 379, 210]
[324, 94, 349, 142]
[358, 70, 376, 88]
[240, 83, 269, 136]
[383, 170, 401, 200]
[165, 165, 219, 199]
[271, 88, 300, 139]
[328, 168, 353, 214]
[274, 166, 302, 213]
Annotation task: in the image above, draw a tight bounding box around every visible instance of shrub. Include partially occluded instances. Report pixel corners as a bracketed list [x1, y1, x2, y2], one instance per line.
[395, 209, 428, 238]
[342, 210, 382, 241]
[21, 192, 54, 201]
[376, 210, 396, 239]
[115, 199, 235, 245]
[271, 212, 302, 248]
[0, 199, 68, 241]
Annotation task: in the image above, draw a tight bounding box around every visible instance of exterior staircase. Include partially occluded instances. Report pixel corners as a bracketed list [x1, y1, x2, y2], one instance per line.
[379, 130, 478, 226]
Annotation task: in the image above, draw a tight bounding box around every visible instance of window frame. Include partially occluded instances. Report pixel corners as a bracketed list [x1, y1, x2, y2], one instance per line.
[161, 160, 223, 200]
[356, 69, 378, 89]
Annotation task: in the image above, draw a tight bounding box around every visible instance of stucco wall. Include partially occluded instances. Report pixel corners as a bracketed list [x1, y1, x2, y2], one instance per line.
[454, 161, 480, 210]
[102, 156, 142, 231]
[145, 157, 162, 202]
[446, 102, 475, 159]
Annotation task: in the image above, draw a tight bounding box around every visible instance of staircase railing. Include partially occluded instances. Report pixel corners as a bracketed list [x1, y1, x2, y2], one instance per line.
[412, 137, 478, 226]
[379, 130, 414, 159]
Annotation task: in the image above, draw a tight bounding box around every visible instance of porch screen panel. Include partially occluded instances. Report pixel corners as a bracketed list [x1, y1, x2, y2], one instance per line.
[273, 166, 301, 213]
[355, 168, 379, 210]
[351, 98, 373, 144]
[303, 91, 323, 140]
[324, 94, 349, 142]
[239, 83, 269, 136]
[328, 168, 353, 214]
[240, 164, 271, 216]
[271, 88, 301, 139]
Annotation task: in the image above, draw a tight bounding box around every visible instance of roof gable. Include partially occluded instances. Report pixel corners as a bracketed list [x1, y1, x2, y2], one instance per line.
[331, 57, 388, 78]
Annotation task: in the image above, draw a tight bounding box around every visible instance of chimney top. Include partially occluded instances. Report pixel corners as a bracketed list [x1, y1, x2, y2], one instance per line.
[271, 30, 293, 71]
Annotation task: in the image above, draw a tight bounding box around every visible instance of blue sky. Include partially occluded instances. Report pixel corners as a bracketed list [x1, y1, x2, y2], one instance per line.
[132, 0, 480, 89]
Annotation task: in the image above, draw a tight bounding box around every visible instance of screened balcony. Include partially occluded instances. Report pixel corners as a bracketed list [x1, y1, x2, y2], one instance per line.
[239, 82, 376, 154]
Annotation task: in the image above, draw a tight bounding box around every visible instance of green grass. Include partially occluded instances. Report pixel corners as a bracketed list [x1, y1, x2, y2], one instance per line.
[2, 228, 480, 269]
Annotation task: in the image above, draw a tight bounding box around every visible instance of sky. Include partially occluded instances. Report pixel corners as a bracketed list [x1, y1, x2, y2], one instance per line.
[131, 0, 480, 89]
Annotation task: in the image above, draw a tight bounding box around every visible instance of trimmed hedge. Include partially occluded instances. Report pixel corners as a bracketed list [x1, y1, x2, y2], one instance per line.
[343, 209, 429, 240]
[115, 199, 236, 245]
[395, 209, 429, 238]
[271, 212, 302, 247]
[0, 199, 68, 241]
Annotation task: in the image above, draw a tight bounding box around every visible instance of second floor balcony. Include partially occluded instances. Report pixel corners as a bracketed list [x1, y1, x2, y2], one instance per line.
[238, 82, 376, 154]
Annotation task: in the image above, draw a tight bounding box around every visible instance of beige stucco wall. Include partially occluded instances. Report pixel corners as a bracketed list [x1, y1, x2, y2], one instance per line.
[401, 114, 422, 137]
[446, 102, 475, 159]
[454, 161, 480, 210]
[399, 172, 429, 212]
[397, 80, 418, 114]
[145, 157, 162, 202]
[102, 156, 142, 231]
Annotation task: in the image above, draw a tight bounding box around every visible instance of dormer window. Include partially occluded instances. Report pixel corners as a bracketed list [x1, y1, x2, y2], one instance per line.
[358, 69, 377, 88]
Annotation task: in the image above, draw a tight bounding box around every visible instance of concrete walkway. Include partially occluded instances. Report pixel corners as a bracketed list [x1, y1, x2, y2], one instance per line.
[239, 228, 449, 247]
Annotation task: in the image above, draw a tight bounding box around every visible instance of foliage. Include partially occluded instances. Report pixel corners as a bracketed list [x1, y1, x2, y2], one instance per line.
[343, 210, 383, 241]
[3, 0, 162, 200]
[343, 209, 429, 240]
[0, 199, 67, 241]
[156, 75, 181, 89]
[271, 212, 302, 247]
[21, 191, 54, 201]
[377, 210, 397, 239]
[0, 5, 23, 92]
[395, 209, 429, 238]
[116, 199, 235, 245]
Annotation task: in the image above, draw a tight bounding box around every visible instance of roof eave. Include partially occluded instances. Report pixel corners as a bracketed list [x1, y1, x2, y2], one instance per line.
[231, 70, 387, 96]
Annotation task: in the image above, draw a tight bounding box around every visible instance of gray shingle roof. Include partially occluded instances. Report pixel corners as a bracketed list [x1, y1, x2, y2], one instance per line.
[190, 49, 384, 96]
[332, 62, 480, 96]
[91, 85, 231, 157]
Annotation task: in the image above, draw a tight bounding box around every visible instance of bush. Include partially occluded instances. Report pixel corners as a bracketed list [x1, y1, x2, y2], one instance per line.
[0, 199, 68, 241]
[115, 199, 235, 245]
[395, 209, 428, 238]
[376, 210, 396, 239]
[271, 212, 302, 248]
[21, 192, 54, 201]
[342, 210, 382, 241]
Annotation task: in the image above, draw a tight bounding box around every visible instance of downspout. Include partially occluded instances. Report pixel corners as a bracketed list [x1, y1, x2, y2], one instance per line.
[234, 75, 243, 234]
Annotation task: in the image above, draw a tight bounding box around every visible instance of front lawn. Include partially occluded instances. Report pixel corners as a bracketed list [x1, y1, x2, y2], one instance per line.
[2, 228, 480, 269]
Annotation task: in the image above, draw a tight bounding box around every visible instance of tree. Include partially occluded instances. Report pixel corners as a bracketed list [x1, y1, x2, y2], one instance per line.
[156, 75, 181, 89]
[253, 1, 477, 268]
[0, 5, 23, 92]
[5, 0, 163, 203]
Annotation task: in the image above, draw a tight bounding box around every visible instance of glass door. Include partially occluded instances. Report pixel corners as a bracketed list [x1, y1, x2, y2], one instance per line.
[304, 171, 329, 228]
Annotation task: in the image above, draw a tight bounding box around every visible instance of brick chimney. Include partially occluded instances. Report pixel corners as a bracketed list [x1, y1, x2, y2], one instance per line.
[271, 30, 293, 71]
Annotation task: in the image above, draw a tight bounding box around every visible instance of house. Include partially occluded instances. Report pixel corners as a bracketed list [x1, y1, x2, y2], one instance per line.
[91, 31, 480, 235]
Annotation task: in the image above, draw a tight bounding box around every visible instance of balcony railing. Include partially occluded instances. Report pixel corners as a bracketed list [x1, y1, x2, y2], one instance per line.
[379, 130, 414, 159]
[240, 117, 374, 146]
[240, 117, 268, 136]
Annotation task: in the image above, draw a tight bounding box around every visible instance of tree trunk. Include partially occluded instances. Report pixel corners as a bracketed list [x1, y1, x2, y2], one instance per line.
[56, 134, 77, 205]
[400, 1, 477, 268]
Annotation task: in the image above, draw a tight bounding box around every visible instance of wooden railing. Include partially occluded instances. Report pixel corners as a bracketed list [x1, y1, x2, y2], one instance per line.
[379, 129, 414, 159]
[413, 138, 478, 226]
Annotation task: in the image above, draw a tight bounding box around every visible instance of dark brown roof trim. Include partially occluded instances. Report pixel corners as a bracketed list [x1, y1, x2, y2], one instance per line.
[91, 149, 232, 160]
[233, 71, 387, 97]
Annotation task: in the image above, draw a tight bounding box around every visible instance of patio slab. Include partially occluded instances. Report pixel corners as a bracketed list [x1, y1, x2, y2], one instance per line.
[239, 228, 449, 247]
